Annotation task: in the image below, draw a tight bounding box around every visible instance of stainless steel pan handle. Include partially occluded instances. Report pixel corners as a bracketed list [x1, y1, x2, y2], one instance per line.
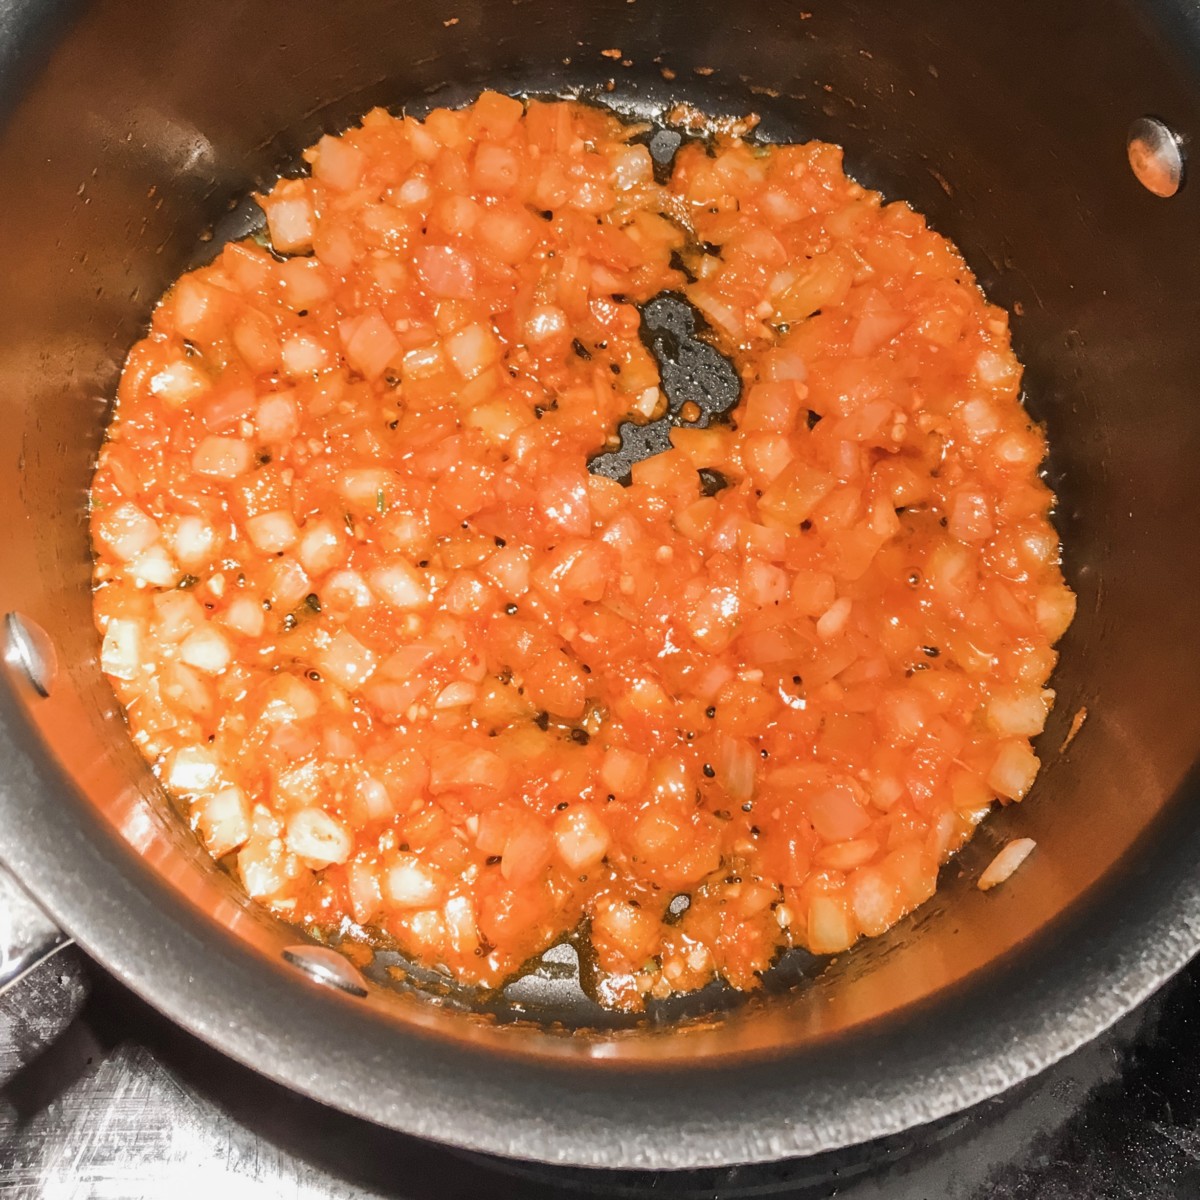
[0, 612, 71, 993]
[0, 861, 71, 995]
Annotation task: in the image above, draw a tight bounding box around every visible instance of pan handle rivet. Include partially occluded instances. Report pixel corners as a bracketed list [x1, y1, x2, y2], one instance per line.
[3, 612, 58, 698]
[282, 944, 369, 997]
[1127, 116, 1185, 197]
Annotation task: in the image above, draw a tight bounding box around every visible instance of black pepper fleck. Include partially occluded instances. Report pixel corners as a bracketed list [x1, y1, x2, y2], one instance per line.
[698, 467, 730, 497]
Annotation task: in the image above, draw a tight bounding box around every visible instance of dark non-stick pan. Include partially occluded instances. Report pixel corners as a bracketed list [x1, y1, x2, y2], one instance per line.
[4, 0, 1200, 1169]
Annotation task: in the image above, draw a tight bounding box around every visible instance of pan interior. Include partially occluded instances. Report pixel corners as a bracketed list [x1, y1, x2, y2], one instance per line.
[2, 0, 1200, 1161]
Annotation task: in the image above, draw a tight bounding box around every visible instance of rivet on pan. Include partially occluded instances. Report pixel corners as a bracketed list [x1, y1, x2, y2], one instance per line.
[282, 944, 369, 997]
[1127, 117, 1185, 197]
[3, 612, 58, 698]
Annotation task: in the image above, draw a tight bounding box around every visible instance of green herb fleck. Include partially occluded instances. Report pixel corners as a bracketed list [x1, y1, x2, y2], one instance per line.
[376, 488, 387, 514]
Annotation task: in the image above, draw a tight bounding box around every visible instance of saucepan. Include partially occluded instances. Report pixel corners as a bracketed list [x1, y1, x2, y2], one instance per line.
[2, 0, 1200, 1170]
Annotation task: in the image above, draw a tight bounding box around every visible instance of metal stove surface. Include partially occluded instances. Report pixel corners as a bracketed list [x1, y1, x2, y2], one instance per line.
[3, 951, 1200, 1199]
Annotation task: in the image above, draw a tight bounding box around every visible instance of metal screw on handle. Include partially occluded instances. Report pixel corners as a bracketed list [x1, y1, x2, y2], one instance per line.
[1127, 116, 1186, 198]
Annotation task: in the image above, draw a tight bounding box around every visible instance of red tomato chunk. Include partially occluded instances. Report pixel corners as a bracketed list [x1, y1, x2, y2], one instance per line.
[90, 95, 1074, 1009]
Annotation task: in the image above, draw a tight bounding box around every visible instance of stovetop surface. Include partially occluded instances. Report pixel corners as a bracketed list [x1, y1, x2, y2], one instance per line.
[2, 949, 1199, 1199]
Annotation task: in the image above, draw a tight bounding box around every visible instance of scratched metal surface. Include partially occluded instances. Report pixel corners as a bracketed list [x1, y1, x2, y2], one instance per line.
[0, 949, 87, 1085]
[2, 959, 1200, 1199]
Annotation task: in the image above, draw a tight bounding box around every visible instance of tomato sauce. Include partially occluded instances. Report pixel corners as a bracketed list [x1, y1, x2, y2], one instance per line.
[90, 94, 1074, 1008]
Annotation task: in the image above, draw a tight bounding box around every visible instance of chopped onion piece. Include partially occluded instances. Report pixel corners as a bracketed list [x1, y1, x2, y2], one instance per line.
[194, 786, 252, 858]
[129, 546, 179, 588]
[97, 502, 160, 562]
[245, 511, 300, 555]
[386, 855, 443, 908]
[149, 359, 208, 409]
[287, 808, 352, 869]
[368, 560, 429, 609]
[978, 838, 1037, 891]
[100, 618, 142, 681]
[316, 629, 378, 690]
[553, 805, 611, 871]
[178, 627, 232, 675]
[166, 745, 221, 794]
[192, 436, 253, 480]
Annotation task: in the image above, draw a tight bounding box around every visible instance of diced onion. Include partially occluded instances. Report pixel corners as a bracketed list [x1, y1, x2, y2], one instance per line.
[97, 502, 160, 562]
[149, 359, 208, 409]
[194, 786, 251, 858]
[807, 895, 856, 955]
[264, 194, 315, 253]
[245, 511, 300, 555]
[192, 436, 252, 480]
[368, 560, 429, 609]
[386, 855, 443, 908]
[100, 618, 142, 681]
[178, 627, 232, 675]
[553, 805, 611, 871]
[987, 741, 1041, 801]
[129, 546, 179, 588]
[287, 808, 352, 868]
[166, 745, 221, 794]
[316, 629, 378, 690]
[89, 93, 1074, 1011]
[978, 838, 1037, 891]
